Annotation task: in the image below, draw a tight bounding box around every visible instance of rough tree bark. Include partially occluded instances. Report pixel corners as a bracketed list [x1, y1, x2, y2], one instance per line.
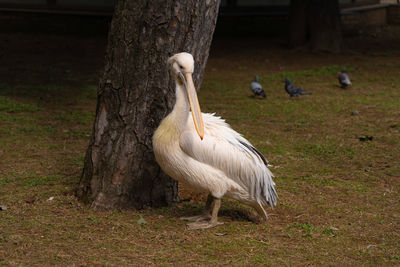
[289, 0, 344, 53]
[289, 0, 308, 48]
[308, 0, 343, 53]
[76, 0, 221, 210]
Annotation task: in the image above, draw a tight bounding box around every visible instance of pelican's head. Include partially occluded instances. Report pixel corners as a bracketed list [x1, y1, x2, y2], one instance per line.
[168, 52, 204, 140]
[168, 52, 194, 78]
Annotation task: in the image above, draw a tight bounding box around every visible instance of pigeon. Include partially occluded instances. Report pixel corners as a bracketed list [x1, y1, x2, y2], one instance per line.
[250, 75, 266, 98]
[284, 78, 311, 97]
[338, 70, 351, 88]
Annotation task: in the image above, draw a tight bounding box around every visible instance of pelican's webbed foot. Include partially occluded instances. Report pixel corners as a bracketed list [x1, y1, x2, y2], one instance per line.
[180, 194, 214, 222]
[187, 220, 223, 230]
[186, 197, 223, 230]
[180, 214, 211, 222]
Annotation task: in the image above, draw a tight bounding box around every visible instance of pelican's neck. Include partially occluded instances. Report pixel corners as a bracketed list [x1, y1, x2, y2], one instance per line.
[169, 79, 190, 132]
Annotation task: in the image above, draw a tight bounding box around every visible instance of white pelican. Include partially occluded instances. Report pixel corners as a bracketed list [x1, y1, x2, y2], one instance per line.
[153, 52, 277, 229]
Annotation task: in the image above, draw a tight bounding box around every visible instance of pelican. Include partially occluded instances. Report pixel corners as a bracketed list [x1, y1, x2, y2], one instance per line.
[153, 52, 277, 229]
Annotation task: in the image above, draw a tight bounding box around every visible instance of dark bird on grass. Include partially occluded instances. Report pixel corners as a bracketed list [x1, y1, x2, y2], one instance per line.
[250, 76, 266, 98]
[284, 78, 311, 97]
[338, 70, 351, 88]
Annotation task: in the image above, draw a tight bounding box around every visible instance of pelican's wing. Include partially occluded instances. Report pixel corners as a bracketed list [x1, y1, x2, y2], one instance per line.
[180, 113, 277, 207]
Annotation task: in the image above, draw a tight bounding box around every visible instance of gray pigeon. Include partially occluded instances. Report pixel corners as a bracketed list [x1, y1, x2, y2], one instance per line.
[250, 76, 266, 98]
[284, 78, 311, 97]
[338, 70, 351, 88]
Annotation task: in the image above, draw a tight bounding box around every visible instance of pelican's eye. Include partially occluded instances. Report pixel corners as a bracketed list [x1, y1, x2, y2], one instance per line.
[179, 65, 183, 70]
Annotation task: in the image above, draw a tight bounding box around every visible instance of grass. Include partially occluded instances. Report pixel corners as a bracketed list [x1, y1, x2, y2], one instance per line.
[262, 64, 357, 83]
[0, 31, 400, 266]
[0, 96, 41, 113]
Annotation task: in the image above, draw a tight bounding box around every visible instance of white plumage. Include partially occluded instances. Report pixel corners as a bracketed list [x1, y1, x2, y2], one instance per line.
[153, 52, 277, 229]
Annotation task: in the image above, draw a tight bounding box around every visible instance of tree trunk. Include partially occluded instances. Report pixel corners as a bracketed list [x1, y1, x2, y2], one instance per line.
[289, 0, 308, 48]
[307, 0, 343, 53]
[288, 0, 343, 53]
[76, 0, 220, 210]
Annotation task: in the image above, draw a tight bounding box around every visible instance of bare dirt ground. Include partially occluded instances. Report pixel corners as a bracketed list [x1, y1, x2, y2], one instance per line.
[0, 18, 399, 266]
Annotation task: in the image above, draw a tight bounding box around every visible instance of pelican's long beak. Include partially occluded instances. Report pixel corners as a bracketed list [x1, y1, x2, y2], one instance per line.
[180, 72, 204, 140]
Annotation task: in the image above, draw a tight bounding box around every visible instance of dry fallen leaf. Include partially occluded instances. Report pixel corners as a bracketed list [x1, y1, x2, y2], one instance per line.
[137, 215, 147, 226]
[214, 233, 226, 236]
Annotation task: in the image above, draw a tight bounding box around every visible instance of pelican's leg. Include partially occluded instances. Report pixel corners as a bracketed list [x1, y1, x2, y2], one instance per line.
[187, 197, 224, 230]
[205, 193, 213, 211]
[180, 194, 213, 222]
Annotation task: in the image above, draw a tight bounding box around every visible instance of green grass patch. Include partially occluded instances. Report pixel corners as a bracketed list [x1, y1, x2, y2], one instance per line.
[287, 222, 317, 238]
[263, 65, 357, 83]
[0, 176, 14, 185]
[0, 112, 34, 122]
[17, 125, 41, 135]
[296, 142, 356, 161]
[77, 85, 98, 101]
[3, 173, 64, 187]
[68, 156, 85, 163]
[0, 96, 41, 113]
[53, 110, 94, 125]
[292, 175, 336, 186]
